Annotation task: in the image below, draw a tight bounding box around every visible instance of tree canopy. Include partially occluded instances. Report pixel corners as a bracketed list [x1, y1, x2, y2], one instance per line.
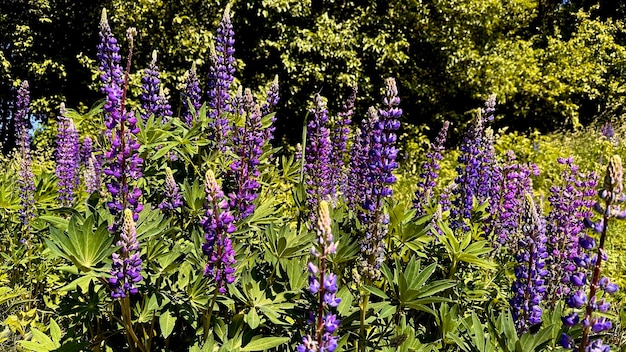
[1, 0, 626, 150]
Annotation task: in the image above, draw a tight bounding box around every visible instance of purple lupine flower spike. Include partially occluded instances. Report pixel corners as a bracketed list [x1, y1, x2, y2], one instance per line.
[140, 50, 160, 122]
[156, 86, 173, 121]
[561, 155, 622, 351]
[330, 85, 357, 201]
[207, 7, 235, 151]
[304, 94, 332, 222]
[109, 209, 143, 298]
[545, 157, 597, 305]
[414, 120, 449, 216]
[451, 96, 500, 231]
[15, 81, 35, 230]
[229, 88, 264, 221]
[510, 193, 548, 333]
[99, 19, 143, 222]
[300, 201, 341, 352]
[158, 167, 183, 211]
[486, 152, 538, 245]
[81, 136, 102, 194]
[55, 103, 80, 206]
[182, 62, 202, 126]
[202, 170, 237, 293]
[357, 78, 402, 279]
[262, 75, 280, 141]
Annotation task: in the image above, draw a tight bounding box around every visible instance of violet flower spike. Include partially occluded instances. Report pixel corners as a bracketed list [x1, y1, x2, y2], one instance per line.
[99, 18, 143, 222]
[300, 201, 341, 352]
[181, 62, 202, 126]
[510, 193, 548, 333]
[109, 209, 143, 298]
[228, 88, 264, 221]
[414, 120, 449, 216]
[55, 103, 80, 206]
[140, 50, 161, 122]
[206, 7, 235, 151]
[358, 78, 402, 279]
[202, 170, 237, 293]
[304, 93, 332, 223]
[158, 167, 183, 211]
[330, 85, 357, 202]
[262, 75, 280, 141]
[451, 98, 500, 231]
[15, 81, 35, 231]
[561, 155, 621, 352]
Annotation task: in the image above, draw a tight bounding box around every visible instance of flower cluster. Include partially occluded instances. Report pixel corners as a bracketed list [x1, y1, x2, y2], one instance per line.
[510, 193, 548, 332]
[304, 94, 332, 221]
[487, 152, 538, 245]
[357, 78, 402, 278]
[202, 170, 237, 294]
[414, 120, 449, 216]
[110, 209, 143, 298]
[451, 98, 500, 231]
[261, 75, 280, 141]
[329, 85, 357, 201]
[560, 155, 622, 351]
[81, 136, 101, 194]
[158, 167, 183, 211]
[229, 89, 265, 221]
[299, 200, 340, 352]
[207, 8, 235, 151]
[347, 108, 376, 211]
[181, 62, 202, 126]
[55, 103, 80, 206]
[98, 16, 143, 222]
[15, 80, 35, 229]
[545, 157, 597, 304]
[140, 50, 161, 122]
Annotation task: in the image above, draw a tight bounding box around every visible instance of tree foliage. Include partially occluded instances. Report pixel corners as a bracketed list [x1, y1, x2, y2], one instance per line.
[2, 0, 626, 149]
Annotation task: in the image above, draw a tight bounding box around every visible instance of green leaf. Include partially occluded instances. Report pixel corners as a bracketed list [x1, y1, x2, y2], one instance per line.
[241, 337, 289, 351]
[363, 285, 389, 300]
[159, 311, 177, 339]
[247, 308, 260, 329]
[49, 319, 61, 343]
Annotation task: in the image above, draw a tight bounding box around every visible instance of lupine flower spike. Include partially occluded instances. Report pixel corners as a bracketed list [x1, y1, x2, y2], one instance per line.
[99, 16, 143, 223]
[330, 85, 357, 202]
[414, 120, 449, 216]
[55, 103, 80, 206]
[15, 81, 36, 232]
[229, 88, 264, 221]
[304, 94, 332, 223]
[510, 193, 548, 333]
[110, 209, 143, 298]
[202, 170, 237, 293]
[207, 6, 235, 151]
[452, 96, 500, 231]
[299, 200, 340, 352]
[81, 136, 102, 194]
[140, 50, 161, 122]
[262, 75, 280, 141]
[358, 78, 402, 279]
[545, 158, 597, 305]
[158, 167, 183, 211]
[561, 155, 622, 351]
[181, 62, 202, 126]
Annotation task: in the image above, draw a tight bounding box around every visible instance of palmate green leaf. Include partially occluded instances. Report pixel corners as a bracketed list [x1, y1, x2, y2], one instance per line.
[240, 337, 289, 351]
[45, 214, 116, 272]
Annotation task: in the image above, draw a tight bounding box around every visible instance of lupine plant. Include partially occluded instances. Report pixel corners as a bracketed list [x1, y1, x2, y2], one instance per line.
[3, 5, 626, 352]
[560, 155, 622, 351]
